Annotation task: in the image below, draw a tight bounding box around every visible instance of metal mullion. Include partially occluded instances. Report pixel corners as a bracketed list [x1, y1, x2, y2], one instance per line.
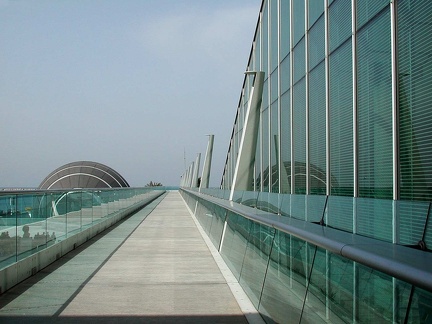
[352, 0, 358, 198]
[278, 0, 282, 194]
[325, 0, 330, 196]
[268, 0, 272, 193]
[259, 10, 264, 192]
[391, 0, 399, 201]
[290, 0, 295, 194]
[305, 0, 310, 195]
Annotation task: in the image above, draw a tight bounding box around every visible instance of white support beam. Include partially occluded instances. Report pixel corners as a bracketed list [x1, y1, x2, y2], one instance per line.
[200, 134, 214, 190]
[229, 71, 265, 200]
[191, 153, 201, 188]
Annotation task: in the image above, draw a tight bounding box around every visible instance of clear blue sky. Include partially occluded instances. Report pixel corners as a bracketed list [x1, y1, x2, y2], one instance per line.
[0, 0, 260, 187]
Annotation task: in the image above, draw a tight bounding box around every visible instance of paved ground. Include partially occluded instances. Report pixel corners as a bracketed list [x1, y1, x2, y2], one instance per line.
[0, 191, 249, 323]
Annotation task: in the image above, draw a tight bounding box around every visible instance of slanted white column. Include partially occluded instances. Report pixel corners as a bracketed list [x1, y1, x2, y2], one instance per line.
[200, 134, 214, 190]
[188, 162, 194, 187]
[229, 71, 265, 200]
[184, 164, 191, 187]
[191, 153, 201, 187]
[184, 168, 188, 187]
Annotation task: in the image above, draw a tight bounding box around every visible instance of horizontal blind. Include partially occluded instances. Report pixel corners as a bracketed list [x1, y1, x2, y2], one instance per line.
[357, 9, 392, 199]
[398, 0, 432, 201]
[330, 40, 353, 196]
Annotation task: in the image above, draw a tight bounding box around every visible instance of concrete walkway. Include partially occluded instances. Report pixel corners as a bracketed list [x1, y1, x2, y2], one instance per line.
[0, 191, 249, 323]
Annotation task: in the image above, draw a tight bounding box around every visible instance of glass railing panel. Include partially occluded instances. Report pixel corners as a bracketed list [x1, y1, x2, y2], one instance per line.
[259, 231, 316, 323]
[198, 188, 206, 195]
[303, 247, 354, 323]
[212, 188, 221, 197]
[112, 190, 119, 214]
[0, 194, 17, 268]
[214, 189, 224, 199]
[306, 195, 327, 223]
[208, 205, 227, 249]
[19, 193, 50, 254]
[16, 193, 35, 220]
[182, 191, 189, 205]
[193, 198, 207, 228]
[45, 192, 67, 242]
[239, 222, 275, 308]
[355, 262, 411, 323]
[220, 211, 251, 281]
[397, 200, 429, 246]
[291, 194, 308, 220]
[92, 190, 104, 224]
[356, 197, 392, 242]
[241, 191, 259, 208]
[256, 192, 280, 214]
[66, 191, 82, 236]
[106, 190, 113, 216]
[220, 212, 237, 276]
[98, 191, 110, 219]
[230, 190, 244, 203]
[0, 194, 16, 227]
[117, 190, 126, 211]
[204, 188, 212, 197]
[187, 194, 196, 211]
[200, 200, 214, 234]
[81, 191, 94, 229]
[278, 193, 292, 217]
[279, 194, 326, 222]
[406, 287, 432, 323]
[222, 189, 231, 200]
[325, 196, 354, 232]
[15, 193, 39, 261]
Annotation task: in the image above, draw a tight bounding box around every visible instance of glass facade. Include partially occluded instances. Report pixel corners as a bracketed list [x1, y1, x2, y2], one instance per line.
[215, 0, 432, 322]
[222, 0, 432, 203]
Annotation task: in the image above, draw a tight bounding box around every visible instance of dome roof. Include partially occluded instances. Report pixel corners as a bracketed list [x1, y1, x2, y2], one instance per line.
[39, 161, 130, 189]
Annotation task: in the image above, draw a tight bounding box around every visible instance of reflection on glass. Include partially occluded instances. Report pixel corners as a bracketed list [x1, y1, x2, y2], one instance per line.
[407, 287, 432, 323]
[208, 205, 227, 249]
[259, 231, 316, 323]
[240, 222, 275, 308]
[220, 212, 251, 280]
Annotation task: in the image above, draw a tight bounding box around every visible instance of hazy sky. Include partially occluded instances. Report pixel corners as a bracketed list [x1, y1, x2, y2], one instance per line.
[0, 0, 260, 188]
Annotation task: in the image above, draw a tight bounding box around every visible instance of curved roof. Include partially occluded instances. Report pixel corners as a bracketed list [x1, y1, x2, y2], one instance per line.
[39, 161, 130, 189]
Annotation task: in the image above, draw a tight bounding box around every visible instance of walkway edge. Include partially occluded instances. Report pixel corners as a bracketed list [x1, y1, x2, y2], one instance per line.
[181, 195, 265, 324]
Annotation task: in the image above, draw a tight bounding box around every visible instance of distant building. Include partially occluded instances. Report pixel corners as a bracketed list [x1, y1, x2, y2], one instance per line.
[39, 161, 129, 189]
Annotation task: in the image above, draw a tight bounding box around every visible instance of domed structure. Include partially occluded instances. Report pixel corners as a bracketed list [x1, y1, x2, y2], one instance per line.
[39, 161, 130, 189]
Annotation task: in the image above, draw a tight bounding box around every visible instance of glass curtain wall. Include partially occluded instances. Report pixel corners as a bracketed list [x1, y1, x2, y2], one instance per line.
[222, 0, 432, 204]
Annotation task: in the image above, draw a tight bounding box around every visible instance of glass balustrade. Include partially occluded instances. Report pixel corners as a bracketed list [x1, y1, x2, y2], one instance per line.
[0, 188, 161, 270]
[180, 188, 432, 323]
